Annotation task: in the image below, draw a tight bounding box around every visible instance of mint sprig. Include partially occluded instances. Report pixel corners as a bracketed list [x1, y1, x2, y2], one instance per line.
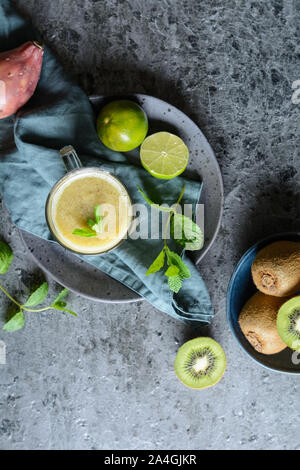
[0, 241, 78, 332]
[140, 185, 196, 293]
[0, 283, 78, 332]
[145, 245, 191, 294]
[73, 205, 102, 237]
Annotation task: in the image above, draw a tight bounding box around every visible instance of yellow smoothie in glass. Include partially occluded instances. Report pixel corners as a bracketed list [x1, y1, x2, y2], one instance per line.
[47, 168, 132, 254]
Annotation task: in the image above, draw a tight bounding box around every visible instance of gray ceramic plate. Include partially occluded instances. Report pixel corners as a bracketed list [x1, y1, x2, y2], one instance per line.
[21, 94, 223, 303]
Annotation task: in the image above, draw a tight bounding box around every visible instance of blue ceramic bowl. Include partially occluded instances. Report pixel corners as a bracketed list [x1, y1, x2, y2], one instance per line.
[227, 232, 300, 374]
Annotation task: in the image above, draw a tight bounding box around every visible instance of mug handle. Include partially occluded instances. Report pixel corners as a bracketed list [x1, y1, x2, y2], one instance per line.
[59, 145, 83, 172]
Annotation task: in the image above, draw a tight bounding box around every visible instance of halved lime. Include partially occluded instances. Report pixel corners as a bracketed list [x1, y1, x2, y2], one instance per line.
[140, 132, 189, 179]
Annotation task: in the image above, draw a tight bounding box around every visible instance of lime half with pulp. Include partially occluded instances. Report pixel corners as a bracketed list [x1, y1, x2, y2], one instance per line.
[140, 131, 189, 179]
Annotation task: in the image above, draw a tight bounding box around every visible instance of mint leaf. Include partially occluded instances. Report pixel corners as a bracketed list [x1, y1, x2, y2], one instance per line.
[54, 301, 67, 308]
[53, 288, 68, 306]
[72, 228, 97, 237]
[94, 205, 102, 224]
[0, 241, 13, 274]
[171, 213, 204, 251]
[87, 218, 95, 228]
[165, 247, 191, 279]
[146, 249, 165, 276]
[167, 275, 182, 293]
[24, 282, 48, 307]
[3, 311, 25, 332]
[165, 265, 179, 277]
[137, 186, 172, 213]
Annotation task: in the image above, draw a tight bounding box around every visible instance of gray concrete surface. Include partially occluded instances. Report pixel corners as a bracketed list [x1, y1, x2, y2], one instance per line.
[0, 0, 300, 450]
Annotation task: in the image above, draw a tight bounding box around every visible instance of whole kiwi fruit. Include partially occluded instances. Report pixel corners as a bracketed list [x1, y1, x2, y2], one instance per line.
[239, 291, 287, 354]
[251, 241, 300, 297]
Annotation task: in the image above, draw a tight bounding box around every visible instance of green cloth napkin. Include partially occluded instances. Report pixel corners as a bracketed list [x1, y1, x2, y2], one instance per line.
[0, 0, 213, 326]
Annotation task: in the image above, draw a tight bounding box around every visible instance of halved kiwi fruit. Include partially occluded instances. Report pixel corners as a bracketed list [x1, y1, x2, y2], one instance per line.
[277, 296, 300, 351]
[174, 337, 226, 389]
[239, 291, 287, 354]
[251, 241, 300, 297]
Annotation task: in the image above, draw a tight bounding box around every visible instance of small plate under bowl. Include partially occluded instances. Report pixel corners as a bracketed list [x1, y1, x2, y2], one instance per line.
[227, 232, 300, 374]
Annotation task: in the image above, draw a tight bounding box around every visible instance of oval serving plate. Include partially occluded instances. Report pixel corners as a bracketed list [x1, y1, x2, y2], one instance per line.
[227, 231, 300, 374]
[21, 94, 223, 303]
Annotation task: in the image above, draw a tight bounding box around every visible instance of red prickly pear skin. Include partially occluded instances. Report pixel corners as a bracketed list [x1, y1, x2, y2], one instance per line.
[0, 41, 44, 119]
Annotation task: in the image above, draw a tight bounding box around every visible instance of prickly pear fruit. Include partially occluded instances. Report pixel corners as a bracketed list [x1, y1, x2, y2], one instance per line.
[0, 41, 44, 119]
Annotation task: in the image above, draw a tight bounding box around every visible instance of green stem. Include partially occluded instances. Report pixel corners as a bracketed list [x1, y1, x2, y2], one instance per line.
[22, 306, 52, 313]
[175, 184, 186, 206]
[163, 185, 186, 248]
[0, 284, 22, 309]
[52, 305, 78, 317]
[0, 283, 77, 318]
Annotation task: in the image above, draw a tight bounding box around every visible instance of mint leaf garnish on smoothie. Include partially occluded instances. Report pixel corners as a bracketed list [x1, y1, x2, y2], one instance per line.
[72, 228, 97, 237]
[92, 205, 103, 233]
[72, 205, 103, 237]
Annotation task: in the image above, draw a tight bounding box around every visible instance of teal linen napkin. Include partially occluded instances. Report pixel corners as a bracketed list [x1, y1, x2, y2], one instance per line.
[0, 0, 213, 326]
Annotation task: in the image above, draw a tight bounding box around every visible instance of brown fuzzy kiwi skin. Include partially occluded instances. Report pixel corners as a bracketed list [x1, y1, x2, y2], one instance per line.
[239, 292, 288, 354]
[251, 241, 300, 297]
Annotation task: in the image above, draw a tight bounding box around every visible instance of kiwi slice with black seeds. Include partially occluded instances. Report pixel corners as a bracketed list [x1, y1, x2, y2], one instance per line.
[277, 296, 300, 351]
[174, 337, 226, 389]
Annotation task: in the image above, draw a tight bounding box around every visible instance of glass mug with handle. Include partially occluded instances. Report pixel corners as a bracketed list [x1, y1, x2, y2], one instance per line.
[46, 145, 133, 255]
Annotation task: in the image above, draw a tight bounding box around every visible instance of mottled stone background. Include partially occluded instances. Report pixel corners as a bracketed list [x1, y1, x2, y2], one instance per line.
[0, 0, 299, 450]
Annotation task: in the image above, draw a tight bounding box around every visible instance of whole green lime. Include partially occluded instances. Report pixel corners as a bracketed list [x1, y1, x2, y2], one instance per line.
[97, 100, 148, 152]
